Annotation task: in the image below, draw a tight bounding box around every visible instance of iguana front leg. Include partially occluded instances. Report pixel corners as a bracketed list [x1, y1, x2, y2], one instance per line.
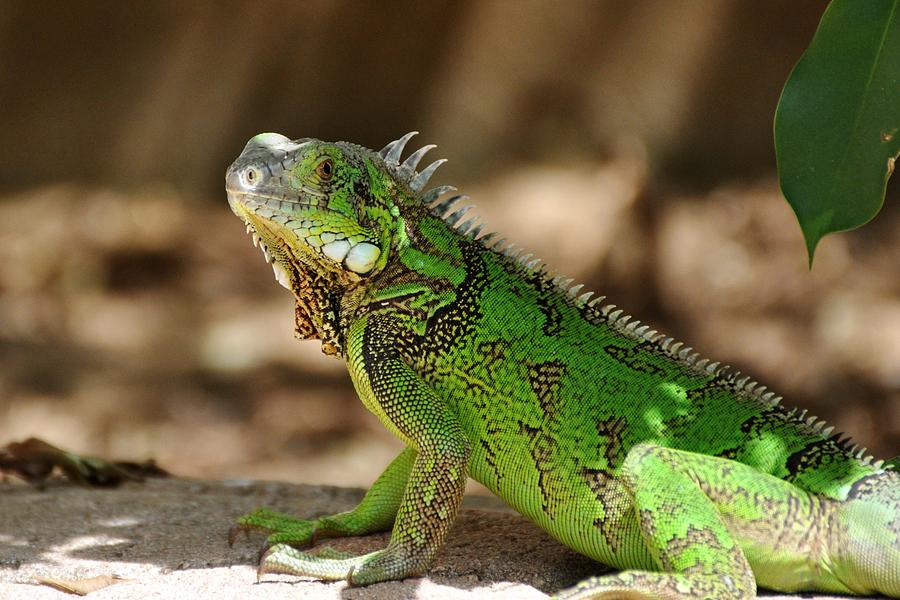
[229, 446, 414, 550]
[259, 313, 471, 585]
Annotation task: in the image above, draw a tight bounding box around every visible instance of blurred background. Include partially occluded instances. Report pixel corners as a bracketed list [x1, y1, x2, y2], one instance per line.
[0, 0, 897, 488]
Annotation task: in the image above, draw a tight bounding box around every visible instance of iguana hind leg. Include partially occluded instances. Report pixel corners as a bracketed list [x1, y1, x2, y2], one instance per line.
[558, 442, 899, 599]
[557, 443, 756, 600]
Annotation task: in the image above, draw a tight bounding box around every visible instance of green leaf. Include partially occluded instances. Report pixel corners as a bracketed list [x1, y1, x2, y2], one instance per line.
[775, 0, 900, 265]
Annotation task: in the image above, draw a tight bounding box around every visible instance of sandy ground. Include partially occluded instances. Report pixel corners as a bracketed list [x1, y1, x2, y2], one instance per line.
[0, 477, 882, 600]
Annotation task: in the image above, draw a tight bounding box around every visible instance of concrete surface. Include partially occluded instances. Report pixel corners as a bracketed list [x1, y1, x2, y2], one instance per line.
[0, 478, 880, 599]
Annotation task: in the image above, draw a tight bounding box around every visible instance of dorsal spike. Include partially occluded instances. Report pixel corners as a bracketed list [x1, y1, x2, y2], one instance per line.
[525, 258, 541, 270]
[469, 223, 485, 239]
[433, 194, 466, 215]
[587, 295, 606, 307]
[446, 205, 473, 225]
[567, 283, 585, 298]
[625, 320, 640, 331]
[694, 358, 709, 370]
[706, 361, 720, 374]
[577, 291, 594, 305]
[421, 185, 456, 204]
[634, 325, 649, 336]
[456, 217, 476, 233]
[410, 159, 447, 192]
[517, 252, 534, 265]
[677, 347, 693, 360]
[400, 144, 436, 178]
[504, 244, 521, 258]
[380, 131, 418, 163]
[607, 308, 623, 321]
[669, 341, 683, 354]
[478, 231, 498, 245]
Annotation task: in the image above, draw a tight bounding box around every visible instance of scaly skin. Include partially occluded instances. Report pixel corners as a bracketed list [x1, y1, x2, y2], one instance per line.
[224, 132, 899, 598]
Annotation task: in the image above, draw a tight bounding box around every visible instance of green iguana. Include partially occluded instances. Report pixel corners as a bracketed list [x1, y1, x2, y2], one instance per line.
[224, 131, 899, 599]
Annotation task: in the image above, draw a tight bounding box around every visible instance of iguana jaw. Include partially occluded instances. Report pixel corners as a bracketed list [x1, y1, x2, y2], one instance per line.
[226, 200, 303, 291]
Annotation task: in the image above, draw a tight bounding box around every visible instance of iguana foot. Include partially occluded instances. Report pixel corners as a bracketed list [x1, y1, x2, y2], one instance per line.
[228, 507, 321, 550]
[229, 450, 415, 555]
[259, 543, 428, 585]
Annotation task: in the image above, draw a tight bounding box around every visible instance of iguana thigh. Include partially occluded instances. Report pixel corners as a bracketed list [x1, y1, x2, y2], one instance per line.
[561, 443, 862, 599]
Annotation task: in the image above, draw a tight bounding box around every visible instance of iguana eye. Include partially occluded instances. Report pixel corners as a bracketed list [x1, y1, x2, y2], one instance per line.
[316, 159, 334, 180]
[244, 168, 260, 185]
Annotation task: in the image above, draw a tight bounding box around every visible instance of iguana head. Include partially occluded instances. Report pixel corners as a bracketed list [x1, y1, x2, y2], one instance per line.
[225, 132, 448, 344]
[227, 133, 388, 285]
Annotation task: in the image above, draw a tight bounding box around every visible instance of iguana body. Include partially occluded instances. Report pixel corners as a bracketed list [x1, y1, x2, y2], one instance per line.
[224, 132, 899, 599]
